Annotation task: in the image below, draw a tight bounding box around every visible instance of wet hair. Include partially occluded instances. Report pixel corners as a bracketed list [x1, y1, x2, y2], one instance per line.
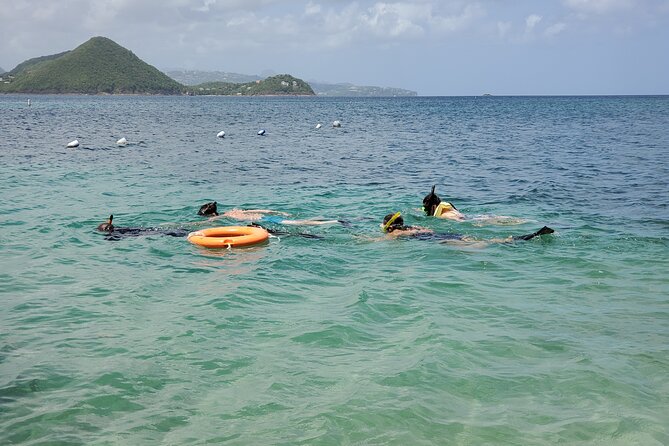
[422, 185, 441, 216]
[382, 213, 408, 232]
[198, 201, 219, 216]
[97, 215, 114, 232]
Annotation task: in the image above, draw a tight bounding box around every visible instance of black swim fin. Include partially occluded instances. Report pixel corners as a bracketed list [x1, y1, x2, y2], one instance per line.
[513, 226, 555, 241]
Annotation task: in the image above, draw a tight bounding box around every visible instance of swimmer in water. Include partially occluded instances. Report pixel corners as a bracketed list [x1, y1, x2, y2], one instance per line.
[96, 215, 188, 240]
[422, 185, 526, 225]
[421, 185, 466, 221]
[381, 212, 554, 244]
[197, 201, 341, 226]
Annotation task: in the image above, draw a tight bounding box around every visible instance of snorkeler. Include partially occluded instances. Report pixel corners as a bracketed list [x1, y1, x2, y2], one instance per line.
[96, 215, 188, 240]
[197, 201, 341, 226]
[422, 185, 466, 221]
[422, 185, 526, 225]
[381, 212, 554, 243]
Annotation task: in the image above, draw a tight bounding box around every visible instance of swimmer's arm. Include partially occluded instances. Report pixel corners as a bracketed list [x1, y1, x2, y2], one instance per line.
[439, 211, 466, 221]
[222, 209, 267, 221]
[242, 209, 290, 216]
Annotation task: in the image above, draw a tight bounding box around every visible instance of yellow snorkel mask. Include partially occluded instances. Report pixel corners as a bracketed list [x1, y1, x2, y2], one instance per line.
[382, 212, 402, 232]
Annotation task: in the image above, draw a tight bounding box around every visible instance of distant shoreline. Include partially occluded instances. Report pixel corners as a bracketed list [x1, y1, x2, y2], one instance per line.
[2, 93, 667, 98]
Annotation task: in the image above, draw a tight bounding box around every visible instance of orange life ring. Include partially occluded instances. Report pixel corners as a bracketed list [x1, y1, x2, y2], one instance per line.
[187, 226, 269, 248]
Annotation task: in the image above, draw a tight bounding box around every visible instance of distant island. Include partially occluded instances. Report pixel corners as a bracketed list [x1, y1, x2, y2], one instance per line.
[1, 37, 415, 97]
[0, 37, 314, 96]
[309, 82, 417, 97]
[184, 76, 313, 96]
[167, 70, 417, 97]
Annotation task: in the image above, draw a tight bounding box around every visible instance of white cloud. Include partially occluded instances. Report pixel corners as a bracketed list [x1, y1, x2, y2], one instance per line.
[525, 14, 542, 31]
[289, 2, 486, 48]
[430, 4, 485, 33]
[545, 22, 567, 37]
[360, 3, 427, 38]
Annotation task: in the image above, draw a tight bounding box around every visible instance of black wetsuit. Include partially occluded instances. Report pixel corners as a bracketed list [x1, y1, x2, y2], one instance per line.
[410, 232, 465, 242]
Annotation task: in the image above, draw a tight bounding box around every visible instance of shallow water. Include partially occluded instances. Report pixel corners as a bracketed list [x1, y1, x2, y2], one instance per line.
[1, 95, 668, 445]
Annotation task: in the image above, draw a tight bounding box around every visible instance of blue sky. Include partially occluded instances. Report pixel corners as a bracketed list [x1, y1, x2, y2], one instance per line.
[1, 0, 668, 95]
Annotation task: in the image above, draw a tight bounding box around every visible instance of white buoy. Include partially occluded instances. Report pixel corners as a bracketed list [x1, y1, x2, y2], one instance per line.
[116, 137, 127, 146]
[315, 123, 322, 129]
[332, 120, 341, 128]
[217, 130, 225, 138]
[67, 140, 79, 148]
[258, 129, 266, 136]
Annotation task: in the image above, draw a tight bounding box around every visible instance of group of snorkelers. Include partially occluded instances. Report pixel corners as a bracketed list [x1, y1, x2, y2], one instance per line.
[97, 185, 554, 244]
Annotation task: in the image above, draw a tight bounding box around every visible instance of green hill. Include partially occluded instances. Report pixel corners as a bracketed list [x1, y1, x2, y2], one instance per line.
[8, 51, 70, 76]
[187, 74, 314, 96]
[0, 37, 182, 94]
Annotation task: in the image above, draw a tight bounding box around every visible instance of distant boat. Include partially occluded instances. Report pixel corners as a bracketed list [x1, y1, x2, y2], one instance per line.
[27, 99, 31, 107]
[67, 140, 79, 148]
[258, 129, 266, 136]
[116, 137, 128, 146]
[315, 123, 322, 129]
[332, 120, 341, 127]
[482, 93, 492, 96]
[217, 130, 225, 138]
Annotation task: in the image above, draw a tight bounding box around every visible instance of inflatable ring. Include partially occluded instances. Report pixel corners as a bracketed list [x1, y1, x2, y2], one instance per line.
[187, 226, 269, 248]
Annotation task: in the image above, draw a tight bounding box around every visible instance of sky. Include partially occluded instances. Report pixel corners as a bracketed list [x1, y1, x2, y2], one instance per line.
[1, 0, 668, 95]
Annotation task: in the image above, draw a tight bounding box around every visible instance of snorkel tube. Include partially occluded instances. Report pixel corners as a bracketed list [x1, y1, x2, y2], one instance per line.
[382, 212, 402, 232]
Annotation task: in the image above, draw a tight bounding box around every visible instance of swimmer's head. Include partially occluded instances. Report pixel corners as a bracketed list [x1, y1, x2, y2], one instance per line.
[97, 215, 114, 232]
[382, 212, 404, 232]
[422, 185, 441, 216]
[198, 201, 219, 216]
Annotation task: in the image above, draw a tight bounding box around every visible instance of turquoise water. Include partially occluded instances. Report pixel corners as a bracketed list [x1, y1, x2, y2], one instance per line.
[1, 95, 668, 445]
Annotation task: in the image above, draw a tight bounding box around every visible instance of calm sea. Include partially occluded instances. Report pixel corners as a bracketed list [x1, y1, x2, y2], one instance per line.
[1, 95, 668, 445]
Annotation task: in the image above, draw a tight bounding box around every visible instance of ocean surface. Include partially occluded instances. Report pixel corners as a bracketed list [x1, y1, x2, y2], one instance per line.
[0, 95, 667, 445]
